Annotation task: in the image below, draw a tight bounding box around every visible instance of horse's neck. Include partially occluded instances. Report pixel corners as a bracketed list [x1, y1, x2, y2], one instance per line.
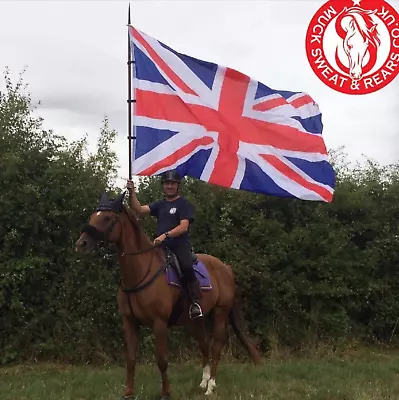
[117, 212, 162, 287]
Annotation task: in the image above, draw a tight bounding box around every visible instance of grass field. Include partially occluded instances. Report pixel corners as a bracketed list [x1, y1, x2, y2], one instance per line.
[2, 350, 399, 399]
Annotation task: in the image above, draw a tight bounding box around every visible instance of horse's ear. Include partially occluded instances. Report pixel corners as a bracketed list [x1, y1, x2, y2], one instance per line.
[111, 191, 126, 212]
[99, 192, 109, 205]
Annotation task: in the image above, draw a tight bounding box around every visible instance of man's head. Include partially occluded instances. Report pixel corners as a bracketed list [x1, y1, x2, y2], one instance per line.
[161, 170, 182, 199]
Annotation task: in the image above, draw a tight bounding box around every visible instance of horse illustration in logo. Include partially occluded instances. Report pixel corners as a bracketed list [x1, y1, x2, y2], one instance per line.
[335, 6, 381, 80]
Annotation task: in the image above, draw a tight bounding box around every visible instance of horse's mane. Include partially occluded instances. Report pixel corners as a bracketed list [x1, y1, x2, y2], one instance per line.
[121, 204, 145, 248]
[121, 205, 162, 258]
[348, 8, 381, 48]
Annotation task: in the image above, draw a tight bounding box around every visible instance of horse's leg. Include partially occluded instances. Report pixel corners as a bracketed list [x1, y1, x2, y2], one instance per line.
[153, 318, 171, 398]
[122, 315, 140, 399]
[206, 306, 229, 396]
[189, 320, 211, 389]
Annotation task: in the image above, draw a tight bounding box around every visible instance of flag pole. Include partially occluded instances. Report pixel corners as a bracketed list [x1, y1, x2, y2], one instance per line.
[127, 3, 135, 180]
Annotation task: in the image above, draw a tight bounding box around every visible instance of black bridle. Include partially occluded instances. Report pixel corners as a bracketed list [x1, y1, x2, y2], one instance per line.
[81, 213, 167, 297]
[81, 215, 119, 244]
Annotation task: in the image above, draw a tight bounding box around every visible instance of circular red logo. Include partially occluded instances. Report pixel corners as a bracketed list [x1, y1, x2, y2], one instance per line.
[306, 0, 399, 94]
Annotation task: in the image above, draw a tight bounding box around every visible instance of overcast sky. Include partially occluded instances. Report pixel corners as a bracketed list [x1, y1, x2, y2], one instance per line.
[1, 0, 398, 188]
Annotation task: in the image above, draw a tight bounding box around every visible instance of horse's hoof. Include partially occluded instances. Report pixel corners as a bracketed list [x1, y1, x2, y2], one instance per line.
[159, 395, 171, 400]
[205, 378, 216, 396]
[121, 396, 136, 400]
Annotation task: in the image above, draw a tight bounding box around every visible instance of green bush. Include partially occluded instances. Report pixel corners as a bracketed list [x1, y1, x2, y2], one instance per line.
[1, 69, 399, 365]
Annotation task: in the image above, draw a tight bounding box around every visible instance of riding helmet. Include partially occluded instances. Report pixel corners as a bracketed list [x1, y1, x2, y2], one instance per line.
[160, 169, 182, 183]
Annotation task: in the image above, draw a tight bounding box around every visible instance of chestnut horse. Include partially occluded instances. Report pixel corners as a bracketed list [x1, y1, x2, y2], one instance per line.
[75, 191, 262, 399]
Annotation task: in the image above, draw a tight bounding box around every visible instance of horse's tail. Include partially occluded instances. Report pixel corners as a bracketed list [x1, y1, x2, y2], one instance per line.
[229, 295, 263, 366]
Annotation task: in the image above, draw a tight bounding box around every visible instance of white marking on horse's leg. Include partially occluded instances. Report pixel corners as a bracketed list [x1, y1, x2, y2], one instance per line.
[205, 378, 216, 396]
[199, 365, 210, 389]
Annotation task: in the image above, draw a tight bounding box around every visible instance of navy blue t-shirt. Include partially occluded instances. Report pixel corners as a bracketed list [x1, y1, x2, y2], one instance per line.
[148, 196, 194, 245]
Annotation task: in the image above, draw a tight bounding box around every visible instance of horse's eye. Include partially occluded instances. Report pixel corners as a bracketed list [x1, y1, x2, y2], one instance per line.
[104, 216, 111, 222]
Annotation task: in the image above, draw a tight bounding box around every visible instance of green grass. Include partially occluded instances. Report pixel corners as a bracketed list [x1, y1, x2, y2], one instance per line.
[2, 351, 399, 399]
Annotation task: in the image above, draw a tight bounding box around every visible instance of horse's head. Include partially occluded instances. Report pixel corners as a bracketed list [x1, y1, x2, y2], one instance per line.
[336, 7, 380, 80]
[75, 191, 126, 254]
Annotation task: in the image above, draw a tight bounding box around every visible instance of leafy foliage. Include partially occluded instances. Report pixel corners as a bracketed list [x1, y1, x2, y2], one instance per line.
[1, 70, 398, 365]
[0, 69, 121, 364]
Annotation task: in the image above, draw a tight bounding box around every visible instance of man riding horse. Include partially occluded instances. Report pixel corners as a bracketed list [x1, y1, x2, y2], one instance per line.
[126, 170, 203, 320]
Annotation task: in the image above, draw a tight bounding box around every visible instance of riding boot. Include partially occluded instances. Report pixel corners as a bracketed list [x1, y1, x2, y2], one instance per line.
[185, 279, 203, 319]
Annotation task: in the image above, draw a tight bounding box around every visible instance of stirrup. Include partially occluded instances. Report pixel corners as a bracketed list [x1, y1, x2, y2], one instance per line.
[189, 302, 203, 319]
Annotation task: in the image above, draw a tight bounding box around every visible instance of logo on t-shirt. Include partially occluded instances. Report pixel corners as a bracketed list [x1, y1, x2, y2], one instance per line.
[169, 207, 177, 214]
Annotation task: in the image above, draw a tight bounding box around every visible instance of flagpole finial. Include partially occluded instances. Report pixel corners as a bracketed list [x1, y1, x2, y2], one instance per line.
[128, 3, 131, 25]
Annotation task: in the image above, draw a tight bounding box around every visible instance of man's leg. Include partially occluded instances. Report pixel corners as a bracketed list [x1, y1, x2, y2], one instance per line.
[172, 244, 203, 319]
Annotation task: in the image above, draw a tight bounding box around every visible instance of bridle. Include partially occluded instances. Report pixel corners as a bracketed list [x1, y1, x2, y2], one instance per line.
[81, 215, 119, 245]
[80, 211, 167, 299]
[81, 214, 163, 256]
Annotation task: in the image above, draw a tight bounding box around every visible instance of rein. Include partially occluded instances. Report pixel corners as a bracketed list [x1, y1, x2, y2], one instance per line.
[120, 241, 164, 257]
[81, 213, 167, 297]
[119, 242, 167, 293]
[121, 254, 167, 293]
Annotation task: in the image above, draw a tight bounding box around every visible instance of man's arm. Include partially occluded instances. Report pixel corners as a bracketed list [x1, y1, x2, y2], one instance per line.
[154, 219, 189, 244]
[166, 220, 190, 237]
[126, 180, 151, 216]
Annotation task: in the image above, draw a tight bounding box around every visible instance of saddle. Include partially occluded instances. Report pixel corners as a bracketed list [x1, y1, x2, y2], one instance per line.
[163, 246, 212, 295]
[163, 246, 198, 280]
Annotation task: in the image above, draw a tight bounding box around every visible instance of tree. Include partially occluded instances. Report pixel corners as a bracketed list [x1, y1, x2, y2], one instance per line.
[0, 69, 121, 364]
[1, 69, 399, 365]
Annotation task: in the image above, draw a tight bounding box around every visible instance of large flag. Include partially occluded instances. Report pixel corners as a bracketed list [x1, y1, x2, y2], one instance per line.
[129, 26, 335, 202]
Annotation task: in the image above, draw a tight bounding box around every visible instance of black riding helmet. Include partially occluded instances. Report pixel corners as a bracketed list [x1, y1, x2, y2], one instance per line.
[160, 169, 182, 184]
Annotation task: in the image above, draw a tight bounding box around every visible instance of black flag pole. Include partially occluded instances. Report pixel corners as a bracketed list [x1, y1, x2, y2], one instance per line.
[127, 3, 135, 180]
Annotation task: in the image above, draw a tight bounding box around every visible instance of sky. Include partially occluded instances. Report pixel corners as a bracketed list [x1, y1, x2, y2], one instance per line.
[1, 0, 398, 189]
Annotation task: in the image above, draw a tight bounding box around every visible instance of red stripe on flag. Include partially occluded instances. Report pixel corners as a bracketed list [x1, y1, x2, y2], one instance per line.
[253, 94, 315, 112]
[138, 137, 214, 175]
[289, 94, 314, 108]
[131, 27, 197, 96]
[253, 97, 287, 111]
[250, 118, 327, 154]
[261, 154, 333, 202]
[135, 89, 328, 154]
[135, 89, 225, 131]
[208, 68, 247, 187]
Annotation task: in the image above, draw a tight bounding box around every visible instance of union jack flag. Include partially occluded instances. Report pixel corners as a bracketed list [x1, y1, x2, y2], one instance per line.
[129, 26, 335, 202]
